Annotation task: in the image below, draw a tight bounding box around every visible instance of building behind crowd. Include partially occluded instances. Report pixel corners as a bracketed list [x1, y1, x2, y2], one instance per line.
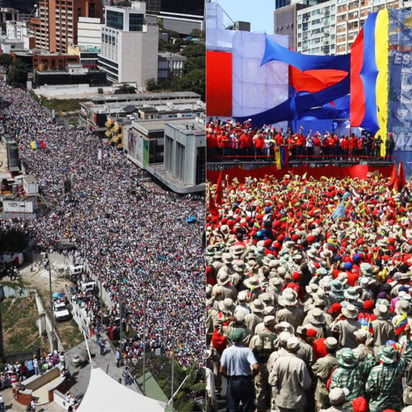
[274, 0, 410, 55]
[97, 2, 159, 88]
[146, 118, 205, 193]
[34, 63, 108, 87]
[12, 50, 80, 71]
[30, 0, 103, 53]
[146, 0, 204, 35]
[158, 52, 186, 80]
[79, 91, 204, 133]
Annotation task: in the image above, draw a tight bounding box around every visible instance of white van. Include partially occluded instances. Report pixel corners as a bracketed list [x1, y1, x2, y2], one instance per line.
[81, 281, 96, 293]
[70, 265, 84, 276]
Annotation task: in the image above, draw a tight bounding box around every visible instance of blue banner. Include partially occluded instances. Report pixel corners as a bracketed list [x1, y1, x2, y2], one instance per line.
[388, 10, 412, 158]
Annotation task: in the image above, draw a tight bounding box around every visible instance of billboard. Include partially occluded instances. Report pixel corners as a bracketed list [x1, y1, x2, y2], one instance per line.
[127, 130, 149, 168]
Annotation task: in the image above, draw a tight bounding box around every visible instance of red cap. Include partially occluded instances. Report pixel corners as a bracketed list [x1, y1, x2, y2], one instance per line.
[363, 300, 374, 310]
[328, 303, 342, 314]
[306, 329, 317, 337]
[307, 235, 315, 243]
[292, 272, 301, 281]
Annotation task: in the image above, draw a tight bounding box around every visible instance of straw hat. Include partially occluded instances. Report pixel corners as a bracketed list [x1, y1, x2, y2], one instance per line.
[279, 289, 298, 307]
[250, 298, 265, 314]
[243, 275, 260, 290]
[342, 304, 359, 319]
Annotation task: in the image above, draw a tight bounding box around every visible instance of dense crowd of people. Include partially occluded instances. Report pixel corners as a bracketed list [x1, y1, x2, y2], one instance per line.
[0, 81, 205, 366]
[207, 119, 395, 163]
[206, 172, 412, 411]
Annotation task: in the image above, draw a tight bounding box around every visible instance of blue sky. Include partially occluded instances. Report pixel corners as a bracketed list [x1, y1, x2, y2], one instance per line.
[217, 0, 275, 34]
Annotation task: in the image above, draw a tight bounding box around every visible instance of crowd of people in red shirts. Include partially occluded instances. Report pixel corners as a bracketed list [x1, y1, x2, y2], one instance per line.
[207, 119, 395, 163]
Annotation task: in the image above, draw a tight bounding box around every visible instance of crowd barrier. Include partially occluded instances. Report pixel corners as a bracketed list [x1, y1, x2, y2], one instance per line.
[207, 164, 393, 184]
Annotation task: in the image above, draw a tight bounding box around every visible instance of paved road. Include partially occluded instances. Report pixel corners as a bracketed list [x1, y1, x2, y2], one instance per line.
[64, 333, 141, 400]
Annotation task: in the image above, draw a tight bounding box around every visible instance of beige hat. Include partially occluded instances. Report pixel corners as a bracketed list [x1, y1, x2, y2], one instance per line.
[263, 315, 276, 326]
[325, 337, 338, 350]
[310, 308, 326, 325]
[243, 275, 260, 290]
[217, 272, 231, 286]
[286, 336, 300, 350]
[231, 244, 245, 257]
[218, 298, 235, 314]
[222, 253, 234, 264]
[279, 289, 298, 306]
[354, 328, 368, 341]
[373, 303, 389, 318]
[342, 304, 359, 319]
[250, 299, 265, 314]
[232, 259, 246, 273]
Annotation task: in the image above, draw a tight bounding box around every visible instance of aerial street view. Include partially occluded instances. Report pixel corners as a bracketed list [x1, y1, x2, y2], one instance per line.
[0, 0, 205, 411]
[206, 1, 412, 412]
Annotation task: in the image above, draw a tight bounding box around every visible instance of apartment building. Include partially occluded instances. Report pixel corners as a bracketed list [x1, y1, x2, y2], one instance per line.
[31, 0, 103, 53]
[295, 0, 406, 55]
[297, 1, 336, 54]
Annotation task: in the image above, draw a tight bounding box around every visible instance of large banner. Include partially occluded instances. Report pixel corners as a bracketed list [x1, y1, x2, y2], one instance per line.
[388, 9, 412, 149]
[388, 9, 412, 176]
[206, 2, 289, 119]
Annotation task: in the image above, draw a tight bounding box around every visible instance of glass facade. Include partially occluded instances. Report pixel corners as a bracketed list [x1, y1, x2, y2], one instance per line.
[129, 13, 145, 31]
[106, 10, 124, 30]
[161, 0, 204, 16]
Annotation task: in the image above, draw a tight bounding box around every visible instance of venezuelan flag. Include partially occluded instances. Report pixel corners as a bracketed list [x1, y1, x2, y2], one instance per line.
[395, 312, 408, 336]
[350, 10, 389, 156]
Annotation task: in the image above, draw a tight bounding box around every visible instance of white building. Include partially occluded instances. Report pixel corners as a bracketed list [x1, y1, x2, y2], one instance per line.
[77, 16, 103, 49]
[296, 0, 407, 55]
[149, 118, 205, 193]
[6, 20, 29, 41]
[158, 52, 186, 80]
[97, 1, 159, 88]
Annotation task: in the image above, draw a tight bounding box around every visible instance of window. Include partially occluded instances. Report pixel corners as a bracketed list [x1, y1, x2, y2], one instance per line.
[196, 147, 205, 185]
[106, 10, 124, 30]
[129, 13, 145, 31]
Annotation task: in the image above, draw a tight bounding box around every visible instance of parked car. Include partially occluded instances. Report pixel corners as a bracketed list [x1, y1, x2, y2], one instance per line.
[53, 302, 71, 322]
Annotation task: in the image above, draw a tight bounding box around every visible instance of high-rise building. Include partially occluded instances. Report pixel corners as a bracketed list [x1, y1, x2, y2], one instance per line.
[97, 1, 159, 88]
[147, 0, 204, 35]
[295, 0, 407, 55]
[274, 3, 309, 50]
[297, 0, 336, 55]
[31, 0, 103, 53]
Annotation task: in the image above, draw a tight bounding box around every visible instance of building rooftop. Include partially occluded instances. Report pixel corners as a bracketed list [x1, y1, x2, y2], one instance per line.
[22, 175, 37, 184]
[89, 91, 201, 103]
[166, 119, 205, 136]
[133, 119, 166, 132]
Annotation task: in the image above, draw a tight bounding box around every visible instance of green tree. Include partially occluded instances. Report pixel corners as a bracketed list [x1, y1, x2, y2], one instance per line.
[189, 29, 204, 39]
[7, 58, 29, 87]
[181, 43, 205, 60]
[0, 228, 28, 253]
[172, 68, 205, 100]
[115, 84, 136, 94]
[0, 53, 13, 68]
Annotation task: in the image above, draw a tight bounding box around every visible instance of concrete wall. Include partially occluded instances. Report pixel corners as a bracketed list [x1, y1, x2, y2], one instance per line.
[33, 291, 64, 352]
[33, 84, 114, 99]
